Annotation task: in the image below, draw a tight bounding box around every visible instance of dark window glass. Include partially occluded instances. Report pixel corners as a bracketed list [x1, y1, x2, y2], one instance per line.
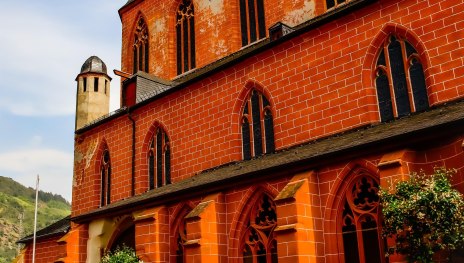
[107, 166, 111, 204]
[176, 0, 195, 74]
[105, 80, 108, 94]
[100, 168, 105, 206]
[165, 136, 171, 184]
[361, 216, 381, 261]
[144, 42, 149, 72]
[241, 89, 275, 159]
[264, 109, 275, 153]
[239, 0, 266, 46]
[156, 129, 163, 188]
[256, 0, 266, 39]
[409, 57, 429, 112]
[388, 36, 410, 117]
[83, 77, 87, 92]
[94, 77, 99, 92]
[133, 17, 149, 73]
[133, 47, 138, 74]
[375, 35, 428, 122]
[149, 140, 155, 190]
[251, 91, 263, 156]
[176, 22, 182, 75]
[100, 149, 111, 207]
[242, 118, 252, 160]
[376, 69, 394, 122]
[239, 0, 248, 46]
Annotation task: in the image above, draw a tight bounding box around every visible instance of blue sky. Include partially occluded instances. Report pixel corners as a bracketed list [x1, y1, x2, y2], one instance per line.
[0, 0, 127, 201]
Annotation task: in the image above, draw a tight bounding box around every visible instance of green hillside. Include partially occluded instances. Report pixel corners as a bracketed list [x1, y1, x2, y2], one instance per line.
[0, 176, 71, 263]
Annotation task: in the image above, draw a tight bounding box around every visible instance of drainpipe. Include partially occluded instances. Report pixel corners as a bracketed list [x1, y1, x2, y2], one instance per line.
[127, 108, 136, 196]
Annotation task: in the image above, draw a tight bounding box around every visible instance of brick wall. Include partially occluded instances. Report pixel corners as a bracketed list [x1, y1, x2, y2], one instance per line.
[73, 0, 464, 217]
[23, 237, 65, 263]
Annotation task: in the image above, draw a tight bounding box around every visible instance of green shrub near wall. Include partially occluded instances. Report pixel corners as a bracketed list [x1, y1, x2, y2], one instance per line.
[380, 168, 464, 263]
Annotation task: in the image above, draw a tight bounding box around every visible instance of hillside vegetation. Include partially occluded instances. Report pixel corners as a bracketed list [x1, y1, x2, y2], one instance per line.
[0, 176, 71, 263]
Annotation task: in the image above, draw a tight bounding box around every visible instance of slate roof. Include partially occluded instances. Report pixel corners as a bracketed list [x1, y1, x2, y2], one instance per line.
[72, 100, 464, 223]
[133, 71, 173, 103]
[17, 216, 71, 244]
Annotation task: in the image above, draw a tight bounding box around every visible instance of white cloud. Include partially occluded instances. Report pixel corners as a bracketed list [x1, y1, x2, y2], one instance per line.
[0, 148, 73, 201]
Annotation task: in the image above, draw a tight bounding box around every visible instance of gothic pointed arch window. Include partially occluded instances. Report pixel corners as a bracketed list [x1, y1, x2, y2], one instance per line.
[241, 194, 278, 263]
[133, 16, 149, 73]
[375, 35, 429, 122]
[148, 127, 171, 190]
[340, 173, 384, 263]
[239, 0, 266, 46]
[241, 89, 275, 160]
[100, 149, 111, 207]
[176, 0, 195, 74]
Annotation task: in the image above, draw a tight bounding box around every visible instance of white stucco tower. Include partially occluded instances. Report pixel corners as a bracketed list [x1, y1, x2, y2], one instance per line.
[75, 56, 111, 130]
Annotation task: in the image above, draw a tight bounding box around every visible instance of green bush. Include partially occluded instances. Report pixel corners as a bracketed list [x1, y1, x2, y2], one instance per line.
[380, 168, 464, 263]
[101, 246, 142, 263]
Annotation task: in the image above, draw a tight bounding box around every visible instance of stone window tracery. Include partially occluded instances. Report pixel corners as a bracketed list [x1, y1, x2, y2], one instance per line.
[239, 0, 266, 46]
[375, 35, 428, 122]
[148, 127, 171, 190]
[241, 195, 278, 263]
[241, 90, 275, 160]
[176, 0, 195, 74]
[340, 174, 384, 263]
[133, 16, 149, 73]
[100, 149, 111, 206]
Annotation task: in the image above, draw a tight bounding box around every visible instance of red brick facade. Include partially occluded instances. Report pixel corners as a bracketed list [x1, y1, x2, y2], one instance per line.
[21, 0, 464, 262]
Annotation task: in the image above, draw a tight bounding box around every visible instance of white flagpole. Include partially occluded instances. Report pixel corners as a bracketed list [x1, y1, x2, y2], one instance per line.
[32, 175, 39, 263]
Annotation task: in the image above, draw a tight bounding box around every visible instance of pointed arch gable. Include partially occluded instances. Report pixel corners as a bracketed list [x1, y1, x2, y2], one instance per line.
[361, 23, 433, 114]
[228, 184, 279, 260]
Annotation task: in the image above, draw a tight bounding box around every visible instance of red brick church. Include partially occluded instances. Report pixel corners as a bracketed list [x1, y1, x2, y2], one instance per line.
[17, 0, 464, 262]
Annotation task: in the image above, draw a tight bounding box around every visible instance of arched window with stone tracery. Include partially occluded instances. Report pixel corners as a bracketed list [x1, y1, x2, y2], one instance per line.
[176, 0, 195, 74]
[239, 0, 266, 46]
[241, 89, 275, 160]
[148, 126, 171, 190]
[133, 16, 149, 73]
[375, 35, 429, 122]
[241, 194, 278, 263]
[339, 172, 384, 263]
